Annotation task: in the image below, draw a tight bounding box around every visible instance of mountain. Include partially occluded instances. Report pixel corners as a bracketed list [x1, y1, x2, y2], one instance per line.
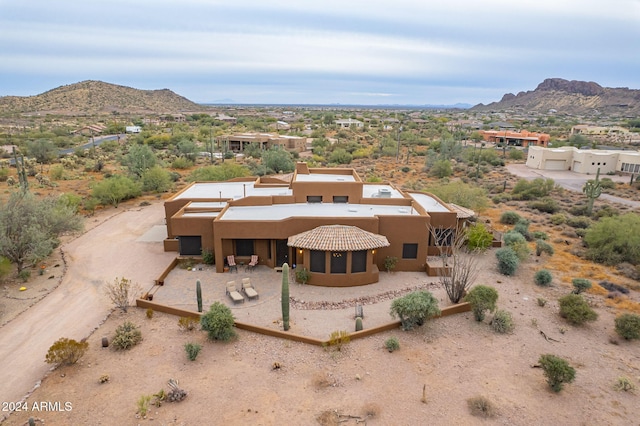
[0, 80, 202, 115]
[472, 78, 640, 115]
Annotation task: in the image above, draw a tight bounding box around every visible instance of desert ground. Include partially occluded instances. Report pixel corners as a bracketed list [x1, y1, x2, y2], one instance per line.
[1, 190, 639, 425]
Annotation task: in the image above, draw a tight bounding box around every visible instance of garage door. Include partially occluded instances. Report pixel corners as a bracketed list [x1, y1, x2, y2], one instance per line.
[544, 160, 566, 170]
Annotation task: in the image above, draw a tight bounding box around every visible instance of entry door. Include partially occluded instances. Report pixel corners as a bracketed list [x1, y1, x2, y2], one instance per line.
[275, 239, 289, 267]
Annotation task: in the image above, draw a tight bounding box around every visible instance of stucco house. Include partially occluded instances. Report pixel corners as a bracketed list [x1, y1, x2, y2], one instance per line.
[220, 133, 306, 153]
[480, 130, 550, 147]
[163, 163, 469, 286]
[526, 146, 640, 175]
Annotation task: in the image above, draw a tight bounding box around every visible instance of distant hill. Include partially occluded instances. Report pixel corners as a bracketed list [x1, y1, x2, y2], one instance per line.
[472, 78, 640, 116]
[0, 80, 202, 115]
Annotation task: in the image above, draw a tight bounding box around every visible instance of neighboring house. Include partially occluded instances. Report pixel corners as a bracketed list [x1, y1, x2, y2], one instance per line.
[214, 114, 237, 124]
[163, 163, 466, 286]
[480, 130, 550, 147]
[72, 124, 106, 136]
[571, 125, 629, 136]
[125, 126, 141, 133]
[221, 133, 306, 153]
[526, 146, 640, 175]
[335, 118, 364, 128]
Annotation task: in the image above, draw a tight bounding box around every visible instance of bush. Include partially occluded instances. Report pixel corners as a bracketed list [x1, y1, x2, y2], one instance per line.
[532, 231, 548, 240]
[534, 269, 553, 286]
[112, 321, 142, 350]
[491, 309, 514, 334]
[184, 342, 202, 361]
[549, 213, 566, 225]
[104, 277, 141, 313]
[614, 377, 637, 392]
[510, 240, 530, 261]
[467, 395, 496, 418]
[538, 354, 576, 392]
[508, 149, 524, 161]
[466, 223, 494, 251]
[614, 313, 640, 340]
[535, 240, 554, 257]
[384, 256, 398, 273]
[500, 211, 522, 225]
[503, 230, 526, 246]
[566, 216, 592, 229]
[584, 213, 640, 266]
[513, 220, 532, 241]
[45, 337, 89, 366]
[178, 316, 199, 331]
[201, 302, 236, 341]
[201, 249, 214, 265]
[529, 197, 560, 213]
[572, 278, 592, 294]
[326, 330, 350, 351]
[384, 337, 400, 352]
[495, 247, 520, 276]
[558, 294, 598, 325]
[512, 178, 555, 200]
[464, 285, 498, 321]
[171, 157, 193, 169]
[390, 291, 441, 331]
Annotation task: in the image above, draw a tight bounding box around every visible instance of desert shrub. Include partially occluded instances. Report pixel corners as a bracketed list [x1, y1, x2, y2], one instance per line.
[529, 197, 560, 213]
[18, 269, 30, 282]
[384, 256, 398, 273]
[390, 291, 441, 331]
[423, 180, 489, 211]
[201, 249, 214, 265]
[104, 277, 141, 313]
[145, 308, 154, 319]
[535, 240, 555, 257]
[508, 149, 524, 160]
[464, 285, 498, 321]
[467, 395, 495, 418]
[429, 159, 453, 178]
[492, 193, 512, 204]
[599, 178, 616, 190]
[614, 377, 637, 392]
[171, 157, 193, 169]
[537, 297, 547, 307]
[558, 294, 598, 325]
[45, 337, 89, 366]
[112, 321, 142, 350]
[491, 309, 514, 334]
[184, 342, 202, 361]
[572, 278, 592, 294]
[500, 211, 522, 225]
[566, 216, 592, 229]
[584, 213, 640, 266]
[614, 313, 640, 340]
[503, 230, 526, 246]
[178, 316, 199, 331]
[513, 220, 532, 241]
[466, 223, 493, 251]
[326, 330, 350, 351]
[496, 247, 519, 276]
[568, 204, 588, 216]
[532, 231, 548, 240]
[593, 205, 619, 219]
[512, 178, 555, 200]
[510, 240, 530, 261]
[384, 337, 400, 352]
[141, 165, 172, 193]
[201, 302, 236, 341]
[137, 395, 151, 417]
[549, 213, 566, 225]
[538, 354, 576, 392]
[534, 269, 553, 286]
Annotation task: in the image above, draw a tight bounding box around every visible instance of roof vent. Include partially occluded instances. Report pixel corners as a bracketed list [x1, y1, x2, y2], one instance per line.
[398, 208, 409, 214]
[378, 188, 391, 198]
[348, 208, 358, 213]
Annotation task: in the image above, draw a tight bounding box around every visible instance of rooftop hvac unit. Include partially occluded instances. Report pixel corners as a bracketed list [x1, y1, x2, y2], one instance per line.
[377, 188, 391, 198]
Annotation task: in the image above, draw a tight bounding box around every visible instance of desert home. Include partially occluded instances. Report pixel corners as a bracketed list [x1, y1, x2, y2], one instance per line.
[480, 129, 550, 147]
[163, 163, 474, 286]
[219, 132, 307, 153]
[526, 145, 640, 175]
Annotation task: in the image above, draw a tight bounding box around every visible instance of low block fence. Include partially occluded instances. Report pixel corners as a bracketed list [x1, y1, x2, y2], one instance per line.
[136, 298, 471, 346]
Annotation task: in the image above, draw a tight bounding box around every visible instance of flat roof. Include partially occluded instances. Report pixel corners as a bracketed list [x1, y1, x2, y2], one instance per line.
[182, 212, 220, 218]
[175, 182, 292, 200]
[219, 203, 420, 221]
[295, 174, 356, 183]
[409, 193, 451, 213]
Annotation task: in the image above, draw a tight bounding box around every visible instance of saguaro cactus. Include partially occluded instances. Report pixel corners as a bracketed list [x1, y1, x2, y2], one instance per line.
[583, 167, 602, 216]
[281, 263, 290, 331]
[355, 317, 363, 332]
[196, 280, 202, 313]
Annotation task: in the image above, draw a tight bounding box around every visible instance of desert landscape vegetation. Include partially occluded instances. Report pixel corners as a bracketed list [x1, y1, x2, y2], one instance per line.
[1, 80, 640, 425]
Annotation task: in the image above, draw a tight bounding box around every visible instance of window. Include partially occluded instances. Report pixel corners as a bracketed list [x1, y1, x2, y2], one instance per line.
[307, 195, 322, 203]
[235, 239, 254, 257]
[331, 251, 347, 273]
[310, 250, 325, 273]
[333, 195, 348, 203]
[432, 228, 454, 247]
[402, 243, 418, 259]
[351, 250, 367, 273]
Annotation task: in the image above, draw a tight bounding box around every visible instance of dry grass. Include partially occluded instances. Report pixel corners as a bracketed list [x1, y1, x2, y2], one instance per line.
[605, 297, 640, 314]
[467, 395, 496, 418]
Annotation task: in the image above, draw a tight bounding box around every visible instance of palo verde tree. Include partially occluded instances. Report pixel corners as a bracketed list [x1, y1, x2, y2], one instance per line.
[0, 192, 83, 273]
[122, 143, 157, 178]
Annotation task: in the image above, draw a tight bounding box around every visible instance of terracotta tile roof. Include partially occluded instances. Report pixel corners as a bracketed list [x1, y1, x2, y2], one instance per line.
[287, 225, 390, 251]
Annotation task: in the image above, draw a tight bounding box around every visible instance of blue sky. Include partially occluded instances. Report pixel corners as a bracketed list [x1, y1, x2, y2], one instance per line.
[1, 0, 639, 105]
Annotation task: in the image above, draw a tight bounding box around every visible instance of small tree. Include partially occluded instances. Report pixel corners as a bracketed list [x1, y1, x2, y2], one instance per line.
[464, 285, 499, 321]
[614, 313, 640, 340]
[104, 277, 141, 313]
[432, 228, 481, 303]
[201, 302, 236, 341]
[384, 256, 398, 273]
[45, 337, 88, 366]
[572, 278, 592, 294]
[558, 294, 598, 325]
[390, 291, 440, 331]
[538, 354, 576, 392]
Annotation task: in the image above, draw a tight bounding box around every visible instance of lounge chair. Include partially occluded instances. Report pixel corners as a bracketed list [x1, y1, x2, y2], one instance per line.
[247, 255, 258, 272]
[226, 281, 244, 304]
[241, 278, 259, 300]
[227, 255, 237, 273]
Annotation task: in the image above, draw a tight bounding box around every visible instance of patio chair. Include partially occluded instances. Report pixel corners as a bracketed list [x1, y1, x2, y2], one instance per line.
[227, 255, 237, 273]
[241, 277, 259, 300]
[247, 255, 258, 272]
[226, 281, 244, 304]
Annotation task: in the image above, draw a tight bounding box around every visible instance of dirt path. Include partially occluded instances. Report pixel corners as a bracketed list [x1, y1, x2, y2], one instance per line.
[0, 202, 174, 407]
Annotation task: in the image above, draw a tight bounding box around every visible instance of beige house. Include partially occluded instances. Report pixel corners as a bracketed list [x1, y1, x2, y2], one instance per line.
[526, 146, 640, 175]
